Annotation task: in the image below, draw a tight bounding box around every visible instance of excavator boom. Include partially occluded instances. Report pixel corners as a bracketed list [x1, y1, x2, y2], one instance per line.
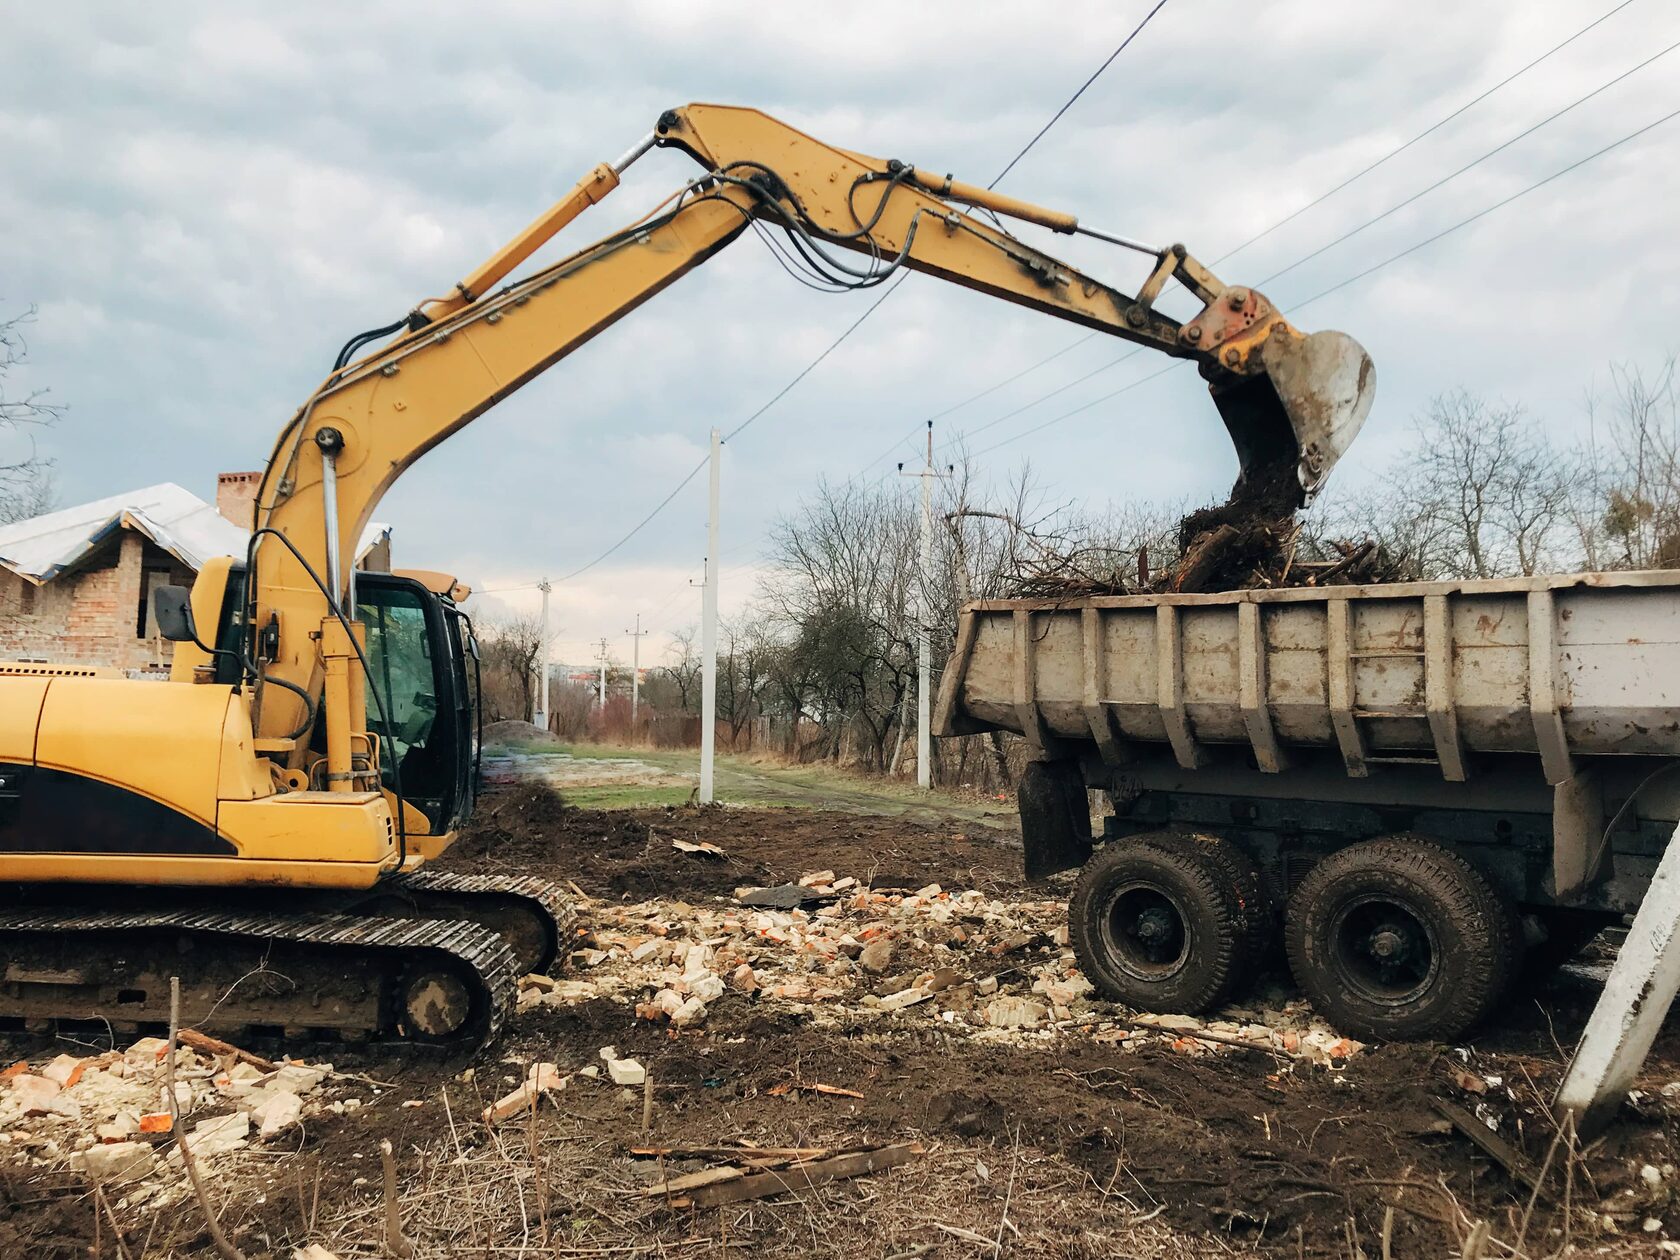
[242, 103, 1372, 767]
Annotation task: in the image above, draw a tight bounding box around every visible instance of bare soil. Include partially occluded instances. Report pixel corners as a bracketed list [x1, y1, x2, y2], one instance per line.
[5, 785, 1680, 1258]
[440, 782, 1025, 902]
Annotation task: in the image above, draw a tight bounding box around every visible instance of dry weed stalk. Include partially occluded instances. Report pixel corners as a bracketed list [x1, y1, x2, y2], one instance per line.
[165, 975, 250, 1260]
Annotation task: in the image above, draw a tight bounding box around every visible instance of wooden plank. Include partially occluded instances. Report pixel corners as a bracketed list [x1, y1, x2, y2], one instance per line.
[1155, 605, 1205, 769]
[639, 1164, 751, 1197]
[1434, 1100, 1543, 1194]
[676, 1143, 922, 1210]
[1424, 594, 1468, 781]
[1326, 599, 1369, 777]
[1238, 602, 1286, 773]
[1080, 606, 1129, 765]
[178, 1029, 278, 1073]
[630, 1146, 829, 1161]
[1527, 588, 1574, 786]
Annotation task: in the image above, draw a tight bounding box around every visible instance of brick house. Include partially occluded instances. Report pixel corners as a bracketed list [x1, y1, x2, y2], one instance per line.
[0, 475, 391, 678]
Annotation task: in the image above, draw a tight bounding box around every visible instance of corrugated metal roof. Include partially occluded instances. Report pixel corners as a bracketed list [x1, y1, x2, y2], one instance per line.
[0, 482, 391, 585]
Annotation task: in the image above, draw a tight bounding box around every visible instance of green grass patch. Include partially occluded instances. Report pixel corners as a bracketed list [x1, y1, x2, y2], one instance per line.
[557, 784, 697, 810]
[557, 781, 811, 812]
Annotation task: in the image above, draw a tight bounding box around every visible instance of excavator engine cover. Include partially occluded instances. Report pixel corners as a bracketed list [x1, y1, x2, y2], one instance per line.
[1214, 329, 1374, 507]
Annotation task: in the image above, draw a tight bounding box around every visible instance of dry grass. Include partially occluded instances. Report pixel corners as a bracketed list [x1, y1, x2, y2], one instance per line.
[290, 1088, 1203, 1259]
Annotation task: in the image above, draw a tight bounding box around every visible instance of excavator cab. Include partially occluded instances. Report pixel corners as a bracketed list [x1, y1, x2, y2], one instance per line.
[204, 567, 478, 834]
[355, 576, 478, 833]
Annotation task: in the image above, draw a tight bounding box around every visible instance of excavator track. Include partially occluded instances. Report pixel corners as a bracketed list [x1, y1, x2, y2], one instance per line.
[0, 906, 518, 1048]
[346, 871, 576, 976]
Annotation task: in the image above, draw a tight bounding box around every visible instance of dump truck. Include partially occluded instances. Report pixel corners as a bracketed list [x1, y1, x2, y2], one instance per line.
[933, 570, 1680, 1041]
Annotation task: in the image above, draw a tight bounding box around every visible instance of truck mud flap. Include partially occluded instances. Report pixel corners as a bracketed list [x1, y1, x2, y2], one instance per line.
[1018, 759, 1092, 882]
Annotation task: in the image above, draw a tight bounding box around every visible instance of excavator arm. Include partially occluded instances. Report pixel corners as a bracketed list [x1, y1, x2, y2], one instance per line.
[238, 103, 1374, 781]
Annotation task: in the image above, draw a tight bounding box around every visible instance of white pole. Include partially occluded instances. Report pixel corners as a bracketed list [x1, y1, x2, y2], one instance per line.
[534, 577, 551, 731]
[700, 427, 721, 803]
[900, 422, 949, 791]
[626, 613, 647, 721]
[917, 431, 933, 790]
[596, 638, 608, 712]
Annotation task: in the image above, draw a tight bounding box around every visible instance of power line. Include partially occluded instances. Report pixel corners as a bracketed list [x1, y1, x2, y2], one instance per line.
[723, 275, 907, 443]
[554, 453, 708, 583]
[973, 361, 1179, 457]
[1293, 102, 1680, 310]
[847, 330, 1107, 481]
[730, 0, 1171, 451]
[987, 0, 1172, 189]
[926, 333, 1098, 421]
[899, 1, 1643, 468]
[1255, 33, 1679, 288]
[942, 35, 1679, 461]
[971, 102, 1680, 457]
[1212, 0, 1639, 266]
[538, 9, 1172, 581]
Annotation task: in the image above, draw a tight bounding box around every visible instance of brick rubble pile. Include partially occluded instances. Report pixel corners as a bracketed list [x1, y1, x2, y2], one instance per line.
[523, 868, 1365, 1065]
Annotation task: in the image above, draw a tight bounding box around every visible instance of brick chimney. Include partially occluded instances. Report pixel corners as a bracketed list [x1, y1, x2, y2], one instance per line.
[215, 471, 261, 530]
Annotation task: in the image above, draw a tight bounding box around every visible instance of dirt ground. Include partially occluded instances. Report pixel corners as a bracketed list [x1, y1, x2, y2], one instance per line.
[6, 784, 1680, 1259]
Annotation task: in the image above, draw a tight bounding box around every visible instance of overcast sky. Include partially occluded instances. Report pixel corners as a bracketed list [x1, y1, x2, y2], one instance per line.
[3, 1, 1676, 665]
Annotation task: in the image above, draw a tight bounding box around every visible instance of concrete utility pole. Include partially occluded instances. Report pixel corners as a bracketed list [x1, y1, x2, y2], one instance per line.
[700, 427, 721, 804]
[1557, 821, 1680, 1134]
[899, 421, 952, 790]
[595, 637, 610, 711]
[625, 614, 649, 721]
[533, 577, 551, 731]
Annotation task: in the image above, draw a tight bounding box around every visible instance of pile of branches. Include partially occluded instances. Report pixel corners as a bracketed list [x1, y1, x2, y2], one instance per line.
[1005, 488, 1411, 600]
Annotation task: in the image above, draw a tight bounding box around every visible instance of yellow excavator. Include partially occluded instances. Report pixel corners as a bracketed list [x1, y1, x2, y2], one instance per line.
[0, 104, 1375, 1046]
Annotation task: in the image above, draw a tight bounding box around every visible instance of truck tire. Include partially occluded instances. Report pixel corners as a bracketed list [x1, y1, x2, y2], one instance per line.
[1284, 836, 1519, 1042]
[1139, 831, 1274, 982]
[1068, 835, 1247, 1013]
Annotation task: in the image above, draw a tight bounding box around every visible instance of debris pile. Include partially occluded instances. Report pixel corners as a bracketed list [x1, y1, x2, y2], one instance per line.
[0, 1035, 340, 1203]
[1010, 519, 1407, 599]
[520, 869, 1365, 1064]
[1004, 466, 1409, 598]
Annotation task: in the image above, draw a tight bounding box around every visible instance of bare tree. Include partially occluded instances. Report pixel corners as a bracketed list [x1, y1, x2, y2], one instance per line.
[0, 306, 61, 524]
[1420, 393, 1573, 577]
[475, 613, 546, 724]
[718, 615, 771, 748]
[1575, 357, 1680, 570]
[1316, 392, 1573, 580]
[654, 625, 703, 713]
[762, 476, 919, 770]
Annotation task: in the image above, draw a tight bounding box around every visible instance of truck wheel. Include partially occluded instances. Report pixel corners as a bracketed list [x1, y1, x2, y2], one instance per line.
[1284, 836, 1519, 1042]
[1143, 831, 1275, 982]
[1068, 835, 1246, 1013]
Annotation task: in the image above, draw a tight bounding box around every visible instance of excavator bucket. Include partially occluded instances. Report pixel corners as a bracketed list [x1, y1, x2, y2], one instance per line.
[1212, 329, 1375, 507]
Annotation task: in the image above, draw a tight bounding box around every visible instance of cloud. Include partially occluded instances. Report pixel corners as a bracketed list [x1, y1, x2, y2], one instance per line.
[2, 0, 1675, 655]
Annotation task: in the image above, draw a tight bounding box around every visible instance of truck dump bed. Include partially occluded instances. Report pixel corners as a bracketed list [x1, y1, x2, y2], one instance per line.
[934, 570, 1680, 785]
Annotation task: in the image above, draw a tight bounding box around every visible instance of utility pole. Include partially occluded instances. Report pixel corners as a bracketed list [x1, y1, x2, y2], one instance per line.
[700, 427, 721, 803]
[533, 577, 551, 731]
[625, 614, 649, 721]
[899, 421, 952, 790]
[595, 637, 610, 712]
